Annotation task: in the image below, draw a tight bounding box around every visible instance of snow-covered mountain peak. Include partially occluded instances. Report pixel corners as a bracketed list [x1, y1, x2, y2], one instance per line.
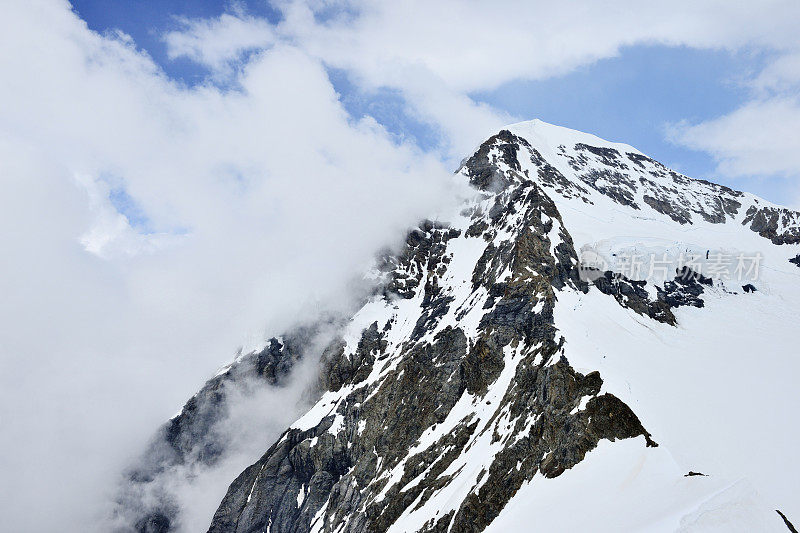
[118, 122, 800, 533]
[461, 122, 800, 251]
[506, 118, 643, 157]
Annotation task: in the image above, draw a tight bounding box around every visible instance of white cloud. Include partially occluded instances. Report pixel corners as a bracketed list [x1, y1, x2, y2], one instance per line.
[160, 1, 800, 165]
[3, 0, 800, 531]
[164, 12, 275, 78]
[668, 46, 800, 198]
[276, 0, 800, 160]
[751, 52, 800, 95]
[668, 97, 800, 179]
[0, 1, 464, 531]
[281, 0, 800, 93]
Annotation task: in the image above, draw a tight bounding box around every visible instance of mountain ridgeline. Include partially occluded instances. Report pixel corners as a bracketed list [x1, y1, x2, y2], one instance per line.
[119, 120, 800, 533]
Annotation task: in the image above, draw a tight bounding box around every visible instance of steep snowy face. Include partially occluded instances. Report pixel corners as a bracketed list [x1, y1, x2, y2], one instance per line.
[458, 121, 800, 531]
[206, 145, 659, 533]
[120, 120, 800, 533]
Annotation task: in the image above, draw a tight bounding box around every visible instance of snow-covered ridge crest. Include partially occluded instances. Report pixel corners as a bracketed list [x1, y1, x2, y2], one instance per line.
[465, 119, 800, 247]
[507, 118, 644, 157]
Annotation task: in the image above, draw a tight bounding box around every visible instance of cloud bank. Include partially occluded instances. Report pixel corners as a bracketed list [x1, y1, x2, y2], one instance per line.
[2, 0, 800, 531]
[167, 1, 800, 180]
[0, 2, 462, 531]
[275, 0, 800, 161]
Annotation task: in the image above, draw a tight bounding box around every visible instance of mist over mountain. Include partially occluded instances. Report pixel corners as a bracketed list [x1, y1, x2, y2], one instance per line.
[118, 120, 800, 533]
[4, 3, 800, 532]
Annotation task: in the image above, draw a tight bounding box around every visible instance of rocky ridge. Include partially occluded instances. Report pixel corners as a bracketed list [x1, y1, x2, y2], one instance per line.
[121, 120, 800, 533]
[206, 140, 658, 533]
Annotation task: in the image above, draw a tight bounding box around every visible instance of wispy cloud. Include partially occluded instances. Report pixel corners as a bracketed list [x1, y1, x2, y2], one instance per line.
[0, 3, 463, 531]
[164, 11, 275, 80]
[667, 47, 800, 198]
[668, 97, 800, 179]
[163, 1, 800, 166]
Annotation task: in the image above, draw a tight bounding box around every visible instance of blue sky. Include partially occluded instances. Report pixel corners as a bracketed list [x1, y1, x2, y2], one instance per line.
[473, 46, 764, 178]
[69, 0, 796, 204]
[330, 45, 763, 177]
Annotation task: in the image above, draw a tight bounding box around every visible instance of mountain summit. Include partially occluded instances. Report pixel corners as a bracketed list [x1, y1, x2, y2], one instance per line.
[119, 120, 800, 533]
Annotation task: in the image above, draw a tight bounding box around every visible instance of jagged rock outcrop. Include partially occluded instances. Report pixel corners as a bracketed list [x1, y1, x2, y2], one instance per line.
[205, 130, 658, 533]
[743, 204, 800, 245]
[116, 324, 337, 533]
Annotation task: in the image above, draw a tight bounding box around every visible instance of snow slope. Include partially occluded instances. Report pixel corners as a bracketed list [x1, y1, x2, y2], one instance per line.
[488, 120, 800, 530]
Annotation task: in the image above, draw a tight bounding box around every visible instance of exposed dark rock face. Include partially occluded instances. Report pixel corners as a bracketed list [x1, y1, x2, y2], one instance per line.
[658, 267, 711, 309]
[458, 129, 764, 236]
[116, 323, 336, 532]
[384, 220, 460, 301]
[743, 204, 800, 245]
[574, 143, 627, 169]
[643, 194, 691, 225]
[590, 266, 717, 324]
[463, 125, 800, 250]
[558, 143, 745, 225]
[320, 322, 384, 393]
[742, 284, 757, 293]
[791, 254, 800, 268]
[460, 129, 524, 192]
[206, 136, 655, 533]
[593, 271, 675, 325]
[461, 129, 589, 201]
[580, 168, 640, 210]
